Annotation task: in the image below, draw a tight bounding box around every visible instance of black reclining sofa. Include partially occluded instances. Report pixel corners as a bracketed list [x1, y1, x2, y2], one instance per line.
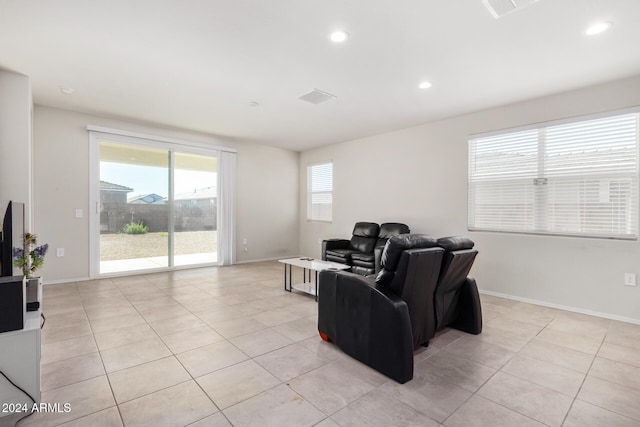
[322, 222, 410, 275]
[318, 234, 482, 383]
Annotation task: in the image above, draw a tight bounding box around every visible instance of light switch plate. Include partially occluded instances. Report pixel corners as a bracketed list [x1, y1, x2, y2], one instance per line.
[624, 273, 636, 287]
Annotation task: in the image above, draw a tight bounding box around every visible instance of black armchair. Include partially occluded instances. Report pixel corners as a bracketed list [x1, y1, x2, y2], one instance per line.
[322, 222, 410, 275]
[434, 236, 482, 335]
[322, 222, 379, 269]
[318, 234, 483, 384]
[318, 234, 444, 383]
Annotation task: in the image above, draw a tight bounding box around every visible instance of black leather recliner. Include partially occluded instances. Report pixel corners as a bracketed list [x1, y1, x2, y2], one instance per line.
[318, 234, 483, 384]
[323, 222, 379, 274]
[433, 236, 482, 335]
[318, 234, 444, 384]
[322, 222, 410, 275]
[373, 222, 411, 273]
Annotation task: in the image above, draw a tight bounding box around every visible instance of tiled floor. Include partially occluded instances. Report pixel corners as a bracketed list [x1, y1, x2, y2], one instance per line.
[3, 261, 640, 426]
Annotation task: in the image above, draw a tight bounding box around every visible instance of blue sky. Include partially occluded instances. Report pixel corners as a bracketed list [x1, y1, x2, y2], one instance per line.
[101, 162, 216, 198]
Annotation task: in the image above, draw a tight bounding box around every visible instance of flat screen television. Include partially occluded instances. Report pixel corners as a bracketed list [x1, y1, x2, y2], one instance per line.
[0, 201, 25, 277]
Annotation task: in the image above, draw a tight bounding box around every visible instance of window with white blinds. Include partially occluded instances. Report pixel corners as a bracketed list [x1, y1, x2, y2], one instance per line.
[307, 161, 333, 222]
[468, 112, 639, 239]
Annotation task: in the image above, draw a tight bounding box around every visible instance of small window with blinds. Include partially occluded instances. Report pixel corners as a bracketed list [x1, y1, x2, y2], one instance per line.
[307, 161, 333, 222]
[468, 112, 639, 239]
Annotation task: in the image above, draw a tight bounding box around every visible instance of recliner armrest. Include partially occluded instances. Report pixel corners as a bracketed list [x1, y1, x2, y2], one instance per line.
[450, 277, 483, 335]
[318, 270, 414, 383]
[374, 245, 384, 274]
[321, 239, 350, 260]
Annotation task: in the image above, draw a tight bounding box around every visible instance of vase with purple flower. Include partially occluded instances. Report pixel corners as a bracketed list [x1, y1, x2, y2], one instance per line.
[13, 233, 49, 278]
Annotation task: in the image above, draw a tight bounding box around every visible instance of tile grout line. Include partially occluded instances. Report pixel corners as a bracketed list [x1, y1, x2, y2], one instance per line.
[83, 277, 128, 427]
[119, 274, 227, 425]
[41, 278, 128, 427]
[121, 270, 297, 426]
[559, 320, 607, 427]
[112, 275, 223, 425]
[453, 314, 555, 426]
[560, 319, 640, 425]
[88, 275, 209, 425]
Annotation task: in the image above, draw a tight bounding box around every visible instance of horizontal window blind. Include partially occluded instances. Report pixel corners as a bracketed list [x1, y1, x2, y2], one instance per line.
[307, 162, 333, 221]
[469, 112, 639, 239]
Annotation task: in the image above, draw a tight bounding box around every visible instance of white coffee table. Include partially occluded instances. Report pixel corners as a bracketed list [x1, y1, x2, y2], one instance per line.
[278, 257, 350, 301]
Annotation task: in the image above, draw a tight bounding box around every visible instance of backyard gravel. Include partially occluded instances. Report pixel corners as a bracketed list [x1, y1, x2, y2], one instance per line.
[100, 231, 217, 260]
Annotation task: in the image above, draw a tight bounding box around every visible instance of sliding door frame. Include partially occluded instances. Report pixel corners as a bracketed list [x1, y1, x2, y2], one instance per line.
[88, 126, 234, 278]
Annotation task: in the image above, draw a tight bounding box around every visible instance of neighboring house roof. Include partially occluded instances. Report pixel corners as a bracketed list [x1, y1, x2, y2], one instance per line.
[128, 193, 165, 204]
[174, 186, 217, 201]
[100, 180, 133, 192]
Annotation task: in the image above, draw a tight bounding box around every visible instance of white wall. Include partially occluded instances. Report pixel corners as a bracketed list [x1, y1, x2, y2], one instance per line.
[300, 74, 640, 323]
[236, 142, 299, 261]
[33, 106, 299, 282]
[0, 70, 32, 228]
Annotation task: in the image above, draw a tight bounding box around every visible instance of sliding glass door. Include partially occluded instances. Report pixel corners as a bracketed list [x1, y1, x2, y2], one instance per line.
[99, 142, 170, 273]
[91, 135, 218, 275]
[173, 152, 217, 266]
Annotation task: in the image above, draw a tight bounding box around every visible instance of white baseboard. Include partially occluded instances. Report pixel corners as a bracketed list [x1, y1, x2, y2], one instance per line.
[479, 289, 640, 325]
[43, 277, 90, 285]
[235, 256, 294, 265]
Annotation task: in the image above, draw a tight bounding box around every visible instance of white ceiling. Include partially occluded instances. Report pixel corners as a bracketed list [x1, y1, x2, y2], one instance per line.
[1, 0, 639, 152]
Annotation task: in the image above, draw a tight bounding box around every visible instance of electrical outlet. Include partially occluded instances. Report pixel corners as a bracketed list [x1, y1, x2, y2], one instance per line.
[624, 273, 636, 287]
[242, 238, 248, 245]
[75, 208, 83, 218]
[56, 248, 65, 257]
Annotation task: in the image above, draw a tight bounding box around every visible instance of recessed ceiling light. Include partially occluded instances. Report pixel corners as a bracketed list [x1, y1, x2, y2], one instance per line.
[249, 101, 260, 107]
[418, 81, 432, 90]
[59, 86, 74, 95]
[329, 30, 349, 43]
[585, 21, 612, 36]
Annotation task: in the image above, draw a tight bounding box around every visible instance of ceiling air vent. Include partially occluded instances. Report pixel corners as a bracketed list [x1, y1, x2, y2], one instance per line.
[298, 89, 336, 105]
[483, 0, 540, 19]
